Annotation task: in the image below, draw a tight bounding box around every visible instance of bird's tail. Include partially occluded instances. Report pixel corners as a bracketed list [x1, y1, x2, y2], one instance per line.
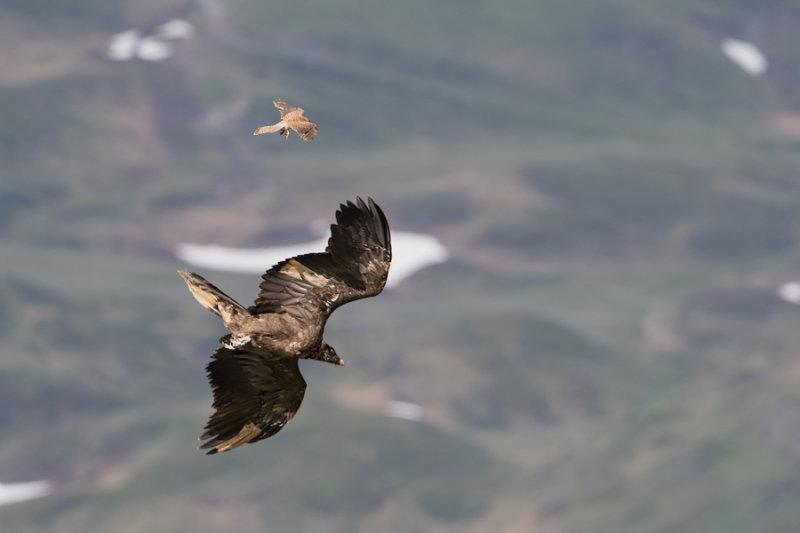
[178, 270, 248, 323]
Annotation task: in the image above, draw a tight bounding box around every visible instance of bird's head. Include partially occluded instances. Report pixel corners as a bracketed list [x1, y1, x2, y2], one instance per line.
[317, 343, 345, 367]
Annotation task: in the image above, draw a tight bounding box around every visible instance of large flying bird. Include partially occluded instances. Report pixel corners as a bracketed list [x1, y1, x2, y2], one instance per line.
[179, 197, 391, 454]
[253, 98, 318, 141]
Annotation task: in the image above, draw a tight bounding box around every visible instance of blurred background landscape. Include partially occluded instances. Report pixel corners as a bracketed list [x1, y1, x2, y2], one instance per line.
[3, 0, 800, 531]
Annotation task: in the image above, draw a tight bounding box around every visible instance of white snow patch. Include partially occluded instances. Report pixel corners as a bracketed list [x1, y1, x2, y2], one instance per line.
[382, 400, 422, 421]
[107, 29, 140, 61]
[156, 19, 195, 40]
[0, 480, 52, 507]
[136, 36, 175, 62]
[778, 282, 800, 305]
[721, 38, 768, 77]
[175, 231, 449, 288]
[108, 19, 191, 62]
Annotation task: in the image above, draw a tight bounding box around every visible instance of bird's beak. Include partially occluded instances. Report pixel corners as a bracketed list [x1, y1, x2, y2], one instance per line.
[338, 359, 346, 367]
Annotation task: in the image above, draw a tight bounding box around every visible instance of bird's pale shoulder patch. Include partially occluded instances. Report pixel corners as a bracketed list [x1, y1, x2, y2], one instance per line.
[281, 258, 330, 286]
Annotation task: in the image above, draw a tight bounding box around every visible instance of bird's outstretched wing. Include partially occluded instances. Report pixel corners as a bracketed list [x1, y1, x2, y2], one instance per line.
[200, 347, 307, 455]
[249, 197, 391, 322]
[253, 122, 285, 135]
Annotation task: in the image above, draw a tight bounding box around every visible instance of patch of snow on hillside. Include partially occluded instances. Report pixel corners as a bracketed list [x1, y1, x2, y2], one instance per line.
[382, 400, 422, 421]
[136, 36, 175, 62]
[107, 29, 140, 61]
[721, 38, 767, 77]
[778, 282, 800, 305]
[156, 19, 195, 40]
[0, 480, 52, 507]
[175, 231, 449, 288]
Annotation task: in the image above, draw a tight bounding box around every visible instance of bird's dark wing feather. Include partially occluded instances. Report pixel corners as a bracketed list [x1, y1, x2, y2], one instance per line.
[249, 197, 391, 321]
[200, 347, 306, 455]
[291, 119, 318, 140]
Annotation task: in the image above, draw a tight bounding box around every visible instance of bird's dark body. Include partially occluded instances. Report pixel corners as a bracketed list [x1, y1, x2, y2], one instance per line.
[179, 197, 391, 454]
